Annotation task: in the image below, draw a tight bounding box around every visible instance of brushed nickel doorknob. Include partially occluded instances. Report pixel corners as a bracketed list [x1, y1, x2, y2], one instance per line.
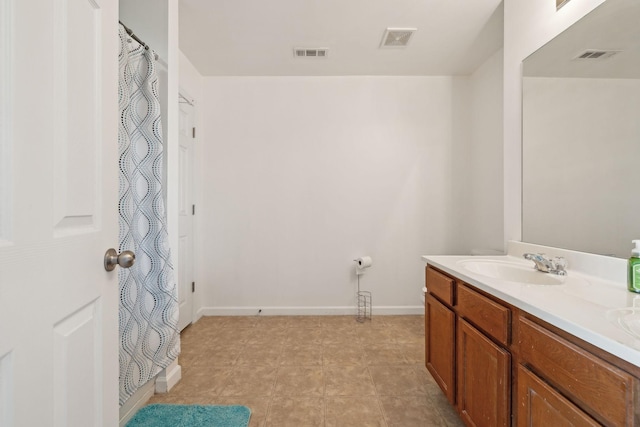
[104, 248, 136, 271]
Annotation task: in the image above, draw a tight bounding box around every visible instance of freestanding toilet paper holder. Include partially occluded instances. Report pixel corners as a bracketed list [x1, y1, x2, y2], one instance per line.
[354, 258, 372, 323]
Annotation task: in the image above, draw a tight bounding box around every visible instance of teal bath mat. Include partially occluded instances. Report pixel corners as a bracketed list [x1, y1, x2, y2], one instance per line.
[126, 404, 251, 427]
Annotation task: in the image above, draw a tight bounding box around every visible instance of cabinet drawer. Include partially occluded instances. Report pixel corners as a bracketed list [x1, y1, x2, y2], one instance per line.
[457, 284, 510, 346]
[518, 317, 634, 426]
[426, 266, 454, 306]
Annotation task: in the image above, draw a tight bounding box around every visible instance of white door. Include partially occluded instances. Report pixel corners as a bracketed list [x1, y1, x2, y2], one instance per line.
[0, 1, 119, 426]
[177, 96, 195, 331]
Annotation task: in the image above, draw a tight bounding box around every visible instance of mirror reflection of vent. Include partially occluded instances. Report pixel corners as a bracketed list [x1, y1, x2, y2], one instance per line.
[380, 28, 417, 48]
[294, 48, 329, 58]
[572, 49, 621, 60]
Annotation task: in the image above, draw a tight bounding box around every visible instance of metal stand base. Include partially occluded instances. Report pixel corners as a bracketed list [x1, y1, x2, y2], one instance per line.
[356, 290, 372, 323]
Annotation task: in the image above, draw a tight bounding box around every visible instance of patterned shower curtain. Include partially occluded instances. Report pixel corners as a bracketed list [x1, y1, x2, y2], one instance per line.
[117, 24, 180, 405]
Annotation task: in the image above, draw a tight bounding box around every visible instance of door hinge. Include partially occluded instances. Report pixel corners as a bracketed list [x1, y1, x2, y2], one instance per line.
[192, 282, 195, 293]
[192, 127, 196, 138]
[192, 204, 195, 215]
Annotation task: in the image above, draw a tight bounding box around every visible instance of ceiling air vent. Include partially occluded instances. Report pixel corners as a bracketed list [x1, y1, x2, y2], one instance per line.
[380, 28, 417, 48]
[572, 49, 621, 61]
[294, 48, 329, 58]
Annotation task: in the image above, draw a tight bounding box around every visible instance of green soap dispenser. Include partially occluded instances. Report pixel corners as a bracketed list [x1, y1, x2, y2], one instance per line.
[629, 240, 640, 293]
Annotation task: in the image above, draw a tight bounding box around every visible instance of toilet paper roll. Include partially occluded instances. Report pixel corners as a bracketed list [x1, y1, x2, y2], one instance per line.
[356, 256, 373, 269]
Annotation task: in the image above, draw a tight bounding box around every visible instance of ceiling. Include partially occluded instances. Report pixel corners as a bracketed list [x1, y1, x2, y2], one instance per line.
[179, 0, 504, 77]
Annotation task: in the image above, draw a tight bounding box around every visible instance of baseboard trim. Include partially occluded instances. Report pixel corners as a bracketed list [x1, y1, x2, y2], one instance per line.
[119, 379, 155, 427]
[193, 309, 204, 323]
[155, 359, 182, 393]
[196, 305, 424, 317]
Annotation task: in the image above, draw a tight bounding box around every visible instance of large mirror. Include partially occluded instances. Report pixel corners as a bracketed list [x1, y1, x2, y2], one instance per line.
[522, 0, 640, 258]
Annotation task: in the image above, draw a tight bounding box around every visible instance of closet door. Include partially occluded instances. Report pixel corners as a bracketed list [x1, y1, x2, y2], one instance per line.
[0, 1, 119, 425]
[177, 96, 195, 331]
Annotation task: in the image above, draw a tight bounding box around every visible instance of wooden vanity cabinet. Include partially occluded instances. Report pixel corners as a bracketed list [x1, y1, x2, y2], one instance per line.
[424, 264, 640, 427]
[425, 266, 512, 426]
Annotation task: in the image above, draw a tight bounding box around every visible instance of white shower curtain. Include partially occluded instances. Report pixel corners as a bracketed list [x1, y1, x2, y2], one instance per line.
[117, 24, 180, 405]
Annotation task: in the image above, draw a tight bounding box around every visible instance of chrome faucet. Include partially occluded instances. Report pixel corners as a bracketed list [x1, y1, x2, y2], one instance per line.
[523, 253, 567, 276]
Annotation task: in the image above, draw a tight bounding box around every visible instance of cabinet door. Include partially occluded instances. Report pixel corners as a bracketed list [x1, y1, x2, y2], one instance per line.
[517, 365, 599, 427]
[426, 293, 456, 404]
[457, 318, 510, 427]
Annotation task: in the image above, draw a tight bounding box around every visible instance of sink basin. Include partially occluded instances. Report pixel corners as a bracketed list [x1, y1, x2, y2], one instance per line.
[459, 259, 569, 285]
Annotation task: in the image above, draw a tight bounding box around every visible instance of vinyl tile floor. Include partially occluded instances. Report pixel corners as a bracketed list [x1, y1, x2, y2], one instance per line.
[148, 315, 465, 427]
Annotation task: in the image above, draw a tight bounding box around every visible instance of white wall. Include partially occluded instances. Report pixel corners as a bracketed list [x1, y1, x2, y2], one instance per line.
[503, 0, 606, 248]
[198, 76, 467, 314]
[179, 51, 203, 102]
[120, 1, 169, 61]
[181, 0, 616, 315]
[457, 49, 504, 254]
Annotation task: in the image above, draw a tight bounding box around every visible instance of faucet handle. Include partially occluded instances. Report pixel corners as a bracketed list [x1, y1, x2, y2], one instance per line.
[550, 256, 567, 275]
[552, 257, 567, 269]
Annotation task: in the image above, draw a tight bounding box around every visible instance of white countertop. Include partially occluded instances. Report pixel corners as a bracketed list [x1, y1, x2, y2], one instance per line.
[422, 242, 640, 368]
